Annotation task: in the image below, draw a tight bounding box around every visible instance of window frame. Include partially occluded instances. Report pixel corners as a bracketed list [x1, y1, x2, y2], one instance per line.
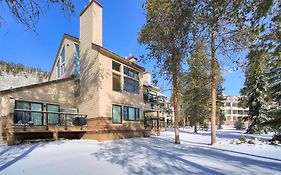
[123, 106, 140, 121]
[112, 73, 121, 92]
[46, 104, 60, 125]
[124, 66, 139, 80]
[124, 77, 139, 94]
[112, 61, 121, 72]
[112, 104, 122, 124]
[14, 101, 44, 126]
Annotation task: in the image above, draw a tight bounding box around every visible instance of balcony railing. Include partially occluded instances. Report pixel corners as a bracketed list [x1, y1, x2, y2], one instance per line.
[13, 109, 87, 130]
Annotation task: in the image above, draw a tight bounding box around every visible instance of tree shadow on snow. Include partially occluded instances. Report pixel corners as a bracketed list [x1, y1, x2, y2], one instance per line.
[91, 137, 281, 175]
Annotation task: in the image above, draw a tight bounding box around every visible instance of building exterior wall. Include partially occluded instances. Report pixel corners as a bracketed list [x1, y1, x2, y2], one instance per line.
[98, 53, 145, 122]
[49, 38, 79, 81]
[221, 96, 249, 125]
[0, 79, 76, 117]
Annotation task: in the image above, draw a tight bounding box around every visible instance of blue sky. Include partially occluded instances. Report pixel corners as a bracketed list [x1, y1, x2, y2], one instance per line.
[0, 0, 245, 97]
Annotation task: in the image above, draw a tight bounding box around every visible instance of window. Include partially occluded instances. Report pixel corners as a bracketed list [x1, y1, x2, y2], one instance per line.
[74, 44, 80, 77]
[232, 102, 238, 107]
[14, 101, 43, 125]
[112, 61, 121, 72]
[226, 102, 231, 107]
[233, 110, 238, 114]
[60, 47, 66, 75]
[57, 61, 60, 78]
[227, 110, 231, 114]
[112, 105, 122, 124]
[124, 77, 139, 94]
[113, 74, 121, 92]
[124, 66, 139, 79]
[61, 47, 65, 63]
[47, 104, 60, 124]
[61, 64, 66, 75]
[238, 110, 243, 115]
[124, 106, 140, 121]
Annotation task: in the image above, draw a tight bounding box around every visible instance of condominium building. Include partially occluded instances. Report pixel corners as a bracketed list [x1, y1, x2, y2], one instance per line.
[0, 0, 173, 145]
[220, 96, 249, 125]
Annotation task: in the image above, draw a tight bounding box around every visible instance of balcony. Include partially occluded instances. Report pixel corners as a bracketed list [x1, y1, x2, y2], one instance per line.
[12, 109, 87, 129]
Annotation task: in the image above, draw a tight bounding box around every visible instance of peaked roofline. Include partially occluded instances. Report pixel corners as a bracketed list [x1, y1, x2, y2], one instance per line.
[0, 76, 76, 95]
[48, 34, 79, 80]
[92, 43, 146, 72]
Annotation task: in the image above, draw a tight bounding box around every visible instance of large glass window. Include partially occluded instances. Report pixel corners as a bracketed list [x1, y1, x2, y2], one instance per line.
[124, 77, 139, 94]
[56, 61, 60, 78]
[61, 47, 65, 63]
[112, 74, 121, 92]
[47, 104, 60, 125]
[14, 101, 43, 125]
[60, 47, 66, 75]
[112, 105, 122, 124]
[74, 44, 80, 77]
[124, 66, 139, 79]
[31, 103, 43, 125]
[124, 106, 140, 121]
[112, 61, 121, 72]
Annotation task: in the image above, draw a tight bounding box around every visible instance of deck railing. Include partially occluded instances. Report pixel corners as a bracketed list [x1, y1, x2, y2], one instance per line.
[13, 109, 87, 130]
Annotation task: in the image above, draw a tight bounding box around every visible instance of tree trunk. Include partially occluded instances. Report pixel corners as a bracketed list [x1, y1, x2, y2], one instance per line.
[173, 59, 180, 144]
[194, 124, 198, 133]
[210, 30, 217, 144]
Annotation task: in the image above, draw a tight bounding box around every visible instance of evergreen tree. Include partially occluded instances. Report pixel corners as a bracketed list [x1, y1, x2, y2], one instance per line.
[241, 49, 269, 134]
[182, 0, 251, 144]
[217, 85, 226, 129]
[139, 0, 193, 144]
[184, 40, 211, 133]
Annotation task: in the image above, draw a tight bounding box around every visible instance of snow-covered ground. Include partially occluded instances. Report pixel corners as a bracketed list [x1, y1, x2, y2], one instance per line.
[0, 126, 281, 175]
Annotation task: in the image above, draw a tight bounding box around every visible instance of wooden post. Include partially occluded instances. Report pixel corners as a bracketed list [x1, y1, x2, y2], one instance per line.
[53, 130, 59, 141]
[7, 132, 14, 145]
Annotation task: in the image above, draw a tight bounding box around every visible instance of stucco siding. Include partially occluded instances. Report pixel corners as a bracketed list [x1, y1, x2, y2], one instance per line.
[0, 79, 76, 117]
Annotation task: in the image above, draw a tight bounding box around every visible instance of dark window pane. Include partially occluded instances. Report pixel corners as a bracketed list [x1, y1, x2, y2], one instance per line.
[16, 101, 29, 109]
[15, 101, 30, 125]
[112, 105, 122, 124]
[124, 66, 139, 79]
[112, 61, 121, 72]
[113, 74, 121, 91]
[124, 77, 139, 94]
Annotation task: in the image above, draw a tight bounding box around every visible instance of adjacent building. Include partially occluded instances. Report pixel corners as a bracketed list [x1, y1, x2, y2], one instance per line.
[220, 96, 249, 125]
[0, 0, 173, 145]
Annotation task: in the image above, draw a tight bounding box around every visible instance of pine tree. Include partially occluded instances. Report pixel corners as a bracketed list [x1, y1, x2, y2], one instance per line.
[184, 40, 211, 133]
[181, 0, 251, 144]
[241, 49, 269, 134]
[139, 0, 193, 144]
[217, 85, 226, 129]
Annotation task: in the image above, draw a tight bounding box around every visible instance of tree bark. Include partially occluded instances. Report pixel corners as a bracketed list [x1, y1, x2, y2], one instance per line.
[173, 55, 180, 144]
[210, 29, 217, 144]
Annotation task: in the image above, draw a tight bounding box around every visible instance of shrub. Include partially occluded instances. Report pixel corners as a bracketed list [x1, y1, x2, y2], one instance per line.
[234, 119, 244, 130]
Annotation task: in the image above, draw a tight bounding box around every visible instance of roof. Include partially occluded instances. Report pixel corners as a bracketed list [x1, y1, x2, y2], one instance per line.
[80, 0, 103, 16]
[48, 34, 80, 80]
[0, 76, 75, 95]
[92, 43, 146, 72]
